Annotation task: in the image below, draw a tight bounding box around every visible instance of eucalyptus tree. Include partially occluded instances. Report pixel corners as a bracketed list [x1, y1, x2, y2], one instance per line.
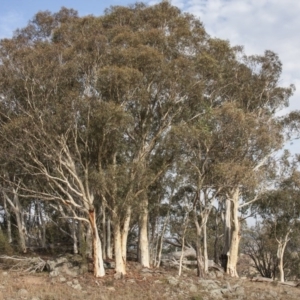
[0, 1, 296, 279]
[253, 153, 300, 282]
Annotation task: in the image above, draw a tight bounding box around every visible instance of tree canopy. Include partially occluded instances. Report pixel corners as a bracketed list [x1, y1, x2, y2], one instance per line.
[0, 1, 298, 279]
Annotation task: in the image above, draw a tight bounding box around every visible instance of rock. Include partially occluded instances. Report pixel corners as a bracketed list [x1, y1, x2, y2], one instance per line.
[141, 268, 152, 273]
[114, 272, 124, 280]
[59, 276, 67, 282]
[209, 288, 223, 299]
[207, 271, 217, 279]
[2, 272, 8, 276]
[199, 279, 220, 290]
[72, 284, 82, 290]
[104, 260, 115, 269]
[167, 276, 179, 286]
[17, 289, 29, 297]
[215, 271, 224, 278]
[235, 286, 245, 296]
[46, 254, 88, 277]
[189, 284, 198, 293]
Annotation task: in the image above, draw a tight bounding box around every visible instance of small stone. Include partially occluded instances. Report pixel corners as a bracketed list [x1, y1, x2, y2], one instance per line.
[2, 272, 8, 276]
[67, 281, 73, 286]
[50, 270, 59, 277]
[189, 284, 198, 293]
[167, 276, 178, 286]
[107, 286, 116, 292]
[17, 289, 29, 297]
[72, 284, 82, 290]
[114, 272, 123, 280]
[141, 268, 152, 273]
[208, 271, 216, 279]
[59, 276, 67, 282]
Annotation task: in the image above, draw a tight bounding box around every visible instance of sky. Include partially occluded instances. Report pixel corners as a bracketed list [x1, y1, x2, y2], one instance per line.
[0, 0, 299, 151]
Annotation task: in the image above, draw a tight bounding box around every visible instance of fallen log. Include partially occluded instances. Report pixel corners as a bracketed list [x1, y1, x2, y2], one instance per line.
[251, 277, 300, 287]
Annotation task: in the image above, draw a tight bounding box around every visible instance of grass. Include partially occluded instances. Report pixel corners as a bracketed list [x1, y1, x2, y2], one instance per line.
[0, 260, 300, 300]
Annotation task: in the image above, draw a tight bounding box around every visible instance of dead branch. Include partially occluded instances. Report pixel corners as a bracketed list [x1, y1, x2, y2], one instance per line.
[0, 255, 47, 273]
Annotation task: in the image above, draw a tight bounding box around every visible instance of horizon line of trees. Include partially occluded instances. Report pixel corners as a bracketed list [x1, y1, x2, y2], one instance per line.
[0, 1, 300, 280]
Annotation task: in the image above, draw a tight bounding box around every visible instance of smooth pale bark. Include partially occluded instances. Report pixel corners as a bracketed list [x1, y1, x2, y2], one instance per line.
[203, 219, 208, 273]
[221, 198, 232, 271]
[277, 231, 291, 282]
[3, 190, 27, 253]
[113, 217, 126, 275]
[37, 202, 46, 249]
[121, 206, 131, 263]
[106, 215, 113, 259]
[138, 199, 150, 268]
[89, 209, 105, 277]
[214, 210, 221, 265]
[154, 210, 170, 268]
[3, 196, 12, 244]
[71, 220, 78, 254]
[226, 188, 240, 278]
[193, 209, 204, 278]
[85, 224, 93, 259]
[178, 211, 189, 276]
[102, 203, 106, 260]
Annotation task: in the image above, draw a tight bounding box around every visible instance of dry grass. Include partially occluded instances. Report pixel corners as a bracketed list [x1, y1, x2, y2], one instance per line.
[0, 261, 300, 300]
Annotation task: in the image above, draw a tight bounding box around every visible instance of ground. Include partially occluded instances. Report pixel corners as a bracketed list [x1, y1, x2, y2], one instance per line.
[0, 260, 300, 300]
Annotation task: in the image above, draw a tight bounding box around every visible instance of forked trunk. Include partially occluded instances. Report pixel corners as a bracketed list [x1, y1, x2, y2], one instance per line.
[89, 209, 105, 277]
[277, 231, 290, 282]
[138, 199, 150, 268]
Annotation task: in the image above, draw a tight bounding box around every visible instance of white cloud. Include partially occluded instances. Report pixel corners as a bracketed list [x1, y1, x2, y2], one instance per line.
[147, 0, 300, 114]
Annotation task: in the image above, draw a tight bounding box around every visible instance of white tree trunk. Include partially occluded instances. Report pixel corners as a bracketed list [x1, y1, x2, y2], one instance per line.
[277, 231, 290, 282]
[203, 219, 208, 273]
[3, 196, 12, 244]
[121, 206, 131, 263]
[71, 220, 78, 254]
[139, 199, 150, 268]
[89, 209, 105, 277]
[114, 217, 126, 275]
[4, 190, 27, 253]
[154, 210, 170, 268]
[37, 202, 46, 249]
[106, 215, 112, 259]
[226, 188, 240, 278]
[221, 197, 232, 271]
[102, 203, 106, 260]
